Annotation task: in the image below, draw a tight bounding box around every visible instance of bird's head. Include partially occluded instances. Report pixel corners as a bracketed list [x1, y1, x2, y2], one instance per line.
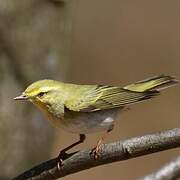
[14, 80, 65, 109]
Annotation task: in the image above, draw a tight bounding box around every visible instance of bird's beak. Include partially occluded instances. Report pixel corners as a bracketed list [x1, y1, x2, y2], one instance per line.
[14, 93, 28, 100]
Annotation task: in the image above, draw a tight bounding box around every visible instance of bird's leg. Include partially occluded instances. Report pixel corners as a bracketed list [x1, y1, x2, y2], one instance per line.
[57, 134, 86, 168]
[91, 124, 114, 159]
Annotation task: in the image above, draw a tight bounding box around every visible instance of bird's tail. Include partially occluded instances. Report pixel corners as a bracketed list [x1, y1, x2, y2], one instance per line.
[124, 75, 179, 92]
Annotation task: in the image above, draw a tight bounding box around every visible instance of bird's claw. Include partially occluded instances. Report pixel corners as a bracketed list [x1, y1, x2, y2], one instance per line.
[57, 158, 63, 170]
[90, 143, 103, 160]
[57, 151, 68, 170]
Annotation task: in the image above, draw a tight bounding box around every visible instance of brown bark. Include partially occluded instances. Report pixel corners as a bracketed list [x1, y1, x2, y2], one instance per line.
[13, 127, 180, 179]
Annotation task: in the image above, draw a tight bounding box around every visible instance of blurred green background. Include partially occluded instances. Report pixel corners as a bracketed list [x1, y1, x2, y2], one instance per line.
[0, 0, 179, 179]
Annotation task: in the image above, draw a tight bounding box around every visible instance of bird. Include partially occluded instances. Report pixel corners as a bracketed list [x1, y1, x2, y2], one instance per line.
[14, 75, 178, 162]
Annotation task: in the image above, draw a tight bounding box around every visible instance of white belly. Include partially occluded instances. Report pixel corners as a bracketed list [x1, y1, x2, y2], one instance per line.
[50, 108, 121, 134]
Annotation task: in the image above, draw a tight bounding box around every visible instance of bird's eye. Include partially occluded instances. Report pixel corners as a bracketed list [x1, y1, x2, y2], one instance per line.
[37, 92, 46, 98]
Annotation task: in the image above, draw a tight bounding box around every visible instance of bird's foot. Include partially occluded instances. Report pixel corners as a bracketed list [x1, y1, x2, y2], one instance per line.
[90, 140, 103, 160]
[57, 151, 69, 170]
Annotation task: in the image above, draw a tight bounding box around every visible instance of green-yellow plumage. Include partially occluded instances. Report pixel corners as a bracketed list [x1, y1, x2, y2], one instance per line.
[14, 75, 178, 134]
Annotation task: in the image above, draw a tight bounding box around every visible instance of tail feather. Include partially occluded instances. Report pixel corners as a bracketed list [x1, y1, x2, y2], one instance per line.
[124, 75, 179, 93]
[67, 75, 178, 112]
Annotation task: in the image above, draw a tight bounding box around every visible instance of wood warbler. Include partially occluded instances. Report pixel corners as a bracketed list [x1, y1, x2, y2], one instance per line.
[14, 75, 178, 161]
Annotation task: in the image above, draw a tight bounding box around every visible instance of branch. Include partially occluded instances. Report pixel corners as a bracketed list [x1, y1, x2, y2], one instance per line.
[13, 127, 180, 180]
[141, 156, 180, 180]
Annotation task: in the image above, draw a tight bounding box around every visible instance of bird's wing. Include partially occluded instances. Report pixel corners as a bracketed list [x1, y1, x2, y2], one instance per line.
[65, 85, 158, 112]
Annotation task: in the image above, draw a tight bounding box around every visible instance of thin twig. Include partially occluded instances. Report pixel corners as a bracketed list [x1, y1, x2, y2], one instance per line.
[13, 127, 180, 180]
[141, 156, 180, 180]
